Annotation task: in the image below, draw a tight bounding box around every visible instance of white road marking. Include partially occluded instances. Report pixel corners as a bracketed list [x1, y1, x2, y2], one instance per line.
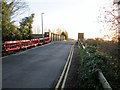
[55, 43, 75, 89]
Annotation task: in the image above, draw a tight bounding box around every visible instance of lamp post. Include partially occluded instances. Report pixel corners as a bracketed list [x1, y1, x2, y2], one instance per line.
[41, 13, 44, 38]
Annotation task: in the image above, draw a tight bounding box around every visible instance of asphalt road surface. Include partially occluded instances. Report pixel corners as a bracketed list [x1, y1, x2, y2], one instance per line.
[2, 41, 74, 88]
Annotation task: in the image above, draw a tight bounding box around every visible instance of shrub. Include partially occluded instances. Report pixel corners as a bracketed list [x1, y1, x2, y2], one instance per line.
[78, 44, 112, 89]
[86, 46, 96, 53]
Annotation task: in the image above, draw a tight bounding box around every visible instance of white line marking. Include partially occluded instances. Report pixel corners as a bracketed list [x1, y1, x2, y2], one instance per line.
[55, 43, 75, 89]
[61, 45, 74, 89]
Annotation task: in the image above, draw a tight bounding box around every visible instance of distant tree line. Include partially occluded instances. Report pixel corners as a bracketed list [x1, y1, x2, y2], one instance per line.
[1, 0, 34, 42]
[55, 28, 68, 40]
[61, 31, 68, 40]
[1, 0, 69, 42]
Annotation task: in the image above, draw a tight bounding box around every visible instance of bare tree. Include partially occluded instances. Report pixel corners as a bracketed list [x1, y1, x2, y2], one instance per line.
[56, 28, 62, 35]
[98, 0, 120, 41]
[114, 0, 120, 42]
[1, 0, 29, 41]
[5, 0, 28, 22]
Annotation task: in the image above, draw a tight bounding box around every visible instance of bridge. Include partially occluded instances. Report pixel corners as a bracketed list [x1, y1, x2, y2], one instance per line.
[2, 41, 75, 88]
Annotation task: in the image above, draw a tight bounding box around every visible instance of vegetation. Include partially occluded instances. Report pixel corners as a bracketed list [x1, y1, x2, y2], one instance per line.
[54, 28, 68, 40]
[1, 0, 34, 42]
[19, 14, 34, 39]
[98, 1, 120, 60]
[85, 39, 118, 62]
[78, 42, 113, 89]
[79, 39, 120, 89]
[61, 31, 68, 40]
[98, 1, 119, 42]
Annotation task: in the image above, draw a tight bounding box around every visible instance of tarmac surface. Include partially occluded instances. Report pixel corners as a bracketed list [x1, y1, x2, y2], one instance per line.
[2, 41, 74, 88]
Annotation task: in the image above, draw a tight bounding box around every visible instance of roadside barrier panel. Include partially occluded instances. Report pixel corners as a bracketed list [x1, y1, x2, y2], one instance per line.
[30, 38, 39, 47]
[20, 40, 31, 49]
[4, 41, 20, 51]
[3, 36, 51, 52]
[44, 37, 51, 43]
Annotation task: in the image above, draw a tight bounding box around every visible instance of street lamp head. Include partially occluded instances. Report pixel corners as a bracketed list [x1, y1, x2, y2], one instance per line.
[41, 13, 44, 14]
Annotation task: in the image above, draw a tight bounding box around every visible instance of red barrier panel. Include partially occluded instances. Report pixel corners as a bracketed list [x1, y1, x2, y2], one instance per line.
[30, 38, 39, 47]
[4, 41, 20, 51]
[44, 37, 51, 43]
[3, 36, 51, 52]
[20, 40, 31, 49]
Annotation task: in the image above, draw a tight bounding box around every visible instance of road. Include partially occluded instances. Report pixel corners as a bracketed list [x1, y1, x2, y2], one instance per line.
[2, 41, 74, 88]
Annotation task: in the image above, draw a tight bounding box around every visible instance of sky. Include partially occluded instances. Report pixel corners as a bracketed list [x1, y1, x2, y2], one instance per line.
[19, 0, 113, 40]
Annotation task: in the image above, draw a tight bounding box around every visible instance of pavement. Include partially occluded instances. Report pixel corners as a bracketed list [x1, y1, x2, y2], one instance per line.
[2, 41, 74, 88]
